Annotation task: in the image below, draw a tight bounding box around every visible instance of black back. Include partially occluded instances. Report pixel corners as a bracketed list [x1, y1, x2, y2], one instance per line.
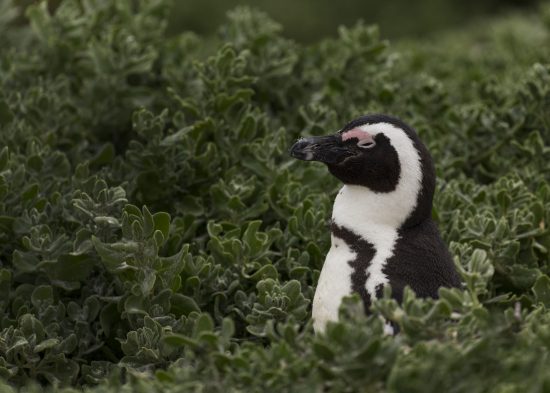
[384, 219, 462, 303]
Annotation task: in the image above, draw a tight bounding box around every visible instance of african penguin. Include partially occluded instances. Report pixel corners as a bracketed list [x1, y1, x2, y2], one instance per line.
[290, 114, 461, 333]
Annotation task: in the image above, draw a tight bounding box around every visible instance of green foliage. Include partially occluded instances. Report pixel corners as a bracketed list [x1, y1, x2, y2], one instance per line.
[166, 0, 540, 42]
[0, 0, 550, 391]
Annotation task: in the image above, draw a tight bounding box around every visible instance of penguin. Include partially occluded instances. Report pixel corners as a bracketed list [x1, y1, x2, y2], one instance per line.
[290, 114, 461, 333]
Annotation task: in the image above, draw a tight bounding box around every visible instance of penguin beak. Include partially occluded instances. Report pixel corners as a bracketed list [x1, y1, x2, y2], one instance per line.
[290, 134, 349, 164]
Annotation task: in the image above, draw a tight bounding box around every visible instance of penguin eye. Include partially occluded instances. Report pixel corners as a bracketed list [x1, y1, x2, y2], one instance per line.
[357, 140, 376, 149]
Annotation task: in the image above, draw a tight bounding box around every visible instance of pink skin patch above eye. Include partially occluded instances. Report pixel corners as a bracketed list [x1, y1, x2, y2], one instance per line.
[341, 128, 373, 142]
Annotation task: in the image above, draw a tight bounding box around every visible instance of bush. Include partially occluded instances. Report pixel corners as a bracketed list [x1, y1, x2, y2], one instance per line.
[1, 0, 550, 391]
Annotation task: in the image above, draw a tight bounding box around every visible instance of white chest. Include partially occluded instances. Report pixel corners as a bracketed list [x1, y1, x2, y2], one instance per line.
[312, 186, 405, 333]
[312, 229, 398, 333]
[312, 235, 355, 333]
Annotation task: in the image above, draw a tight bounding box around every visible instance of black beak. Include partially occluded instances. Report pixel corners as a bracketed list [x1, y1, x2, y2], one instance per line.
[290, 134, 348, 164]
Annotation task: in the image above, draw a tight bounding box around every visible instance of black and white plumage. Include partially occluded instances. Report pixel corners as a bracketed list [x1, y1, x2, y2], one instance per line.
[290, 114, 461, 333]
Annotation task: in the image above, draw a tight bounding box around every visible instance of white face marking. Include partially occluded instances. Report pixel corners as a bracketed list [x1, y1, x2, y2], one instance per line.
[314, 122, 423, 332]
[312, 235, 355, 333]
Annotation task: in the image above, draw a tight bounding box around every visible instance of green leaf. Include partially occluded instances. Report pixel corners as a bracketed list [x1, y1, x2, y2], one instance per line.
[125, 204, 142, 218]
[0, 100, 13, 126]
[34, 338, 60, 353]
[282, 280, 301, 301]
[0, 146, 8, 171]
[21, 183, 39, 202]
[58, 334, 78, 354]
[313, 342, 335, 361]
[91, 236, 126, 272]
[46, 253, 95, 286]
[242, 220, 264, 256]
[124, 295, 148, 315]
[532, 275, 550, 307]
[142, 205, 155, 237]
[91, 143, 115, 166]
[162, 334, 200, 349]
[171, 293, 200, 316]
[153, 212, 171, 240]
[193, 314, 214, 337]
[19, 314, 45, 342]
[249, 264, 278, 281]
[31, 285, 54, 309]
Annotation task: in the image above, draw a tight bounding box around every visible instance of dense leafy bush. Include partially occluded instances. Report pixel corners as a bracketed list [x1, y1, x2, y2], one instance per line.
[1, 0, 550, 391]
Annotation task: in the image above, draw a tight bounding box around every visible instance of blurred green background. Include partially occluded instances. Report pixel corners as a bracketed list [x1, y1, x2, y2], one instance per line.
[166, 0, 539, 41]
[15, 0, 541, 41]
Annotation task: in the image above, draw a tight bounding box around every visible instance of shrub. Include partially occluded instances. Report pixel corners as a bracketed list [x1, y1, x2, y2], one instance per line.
[0, 0, 550, 391]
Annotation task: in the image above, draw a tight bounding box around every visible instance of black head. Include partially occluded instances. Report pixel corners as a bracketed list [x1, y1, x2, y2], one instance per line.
[290, 114, 436, 227]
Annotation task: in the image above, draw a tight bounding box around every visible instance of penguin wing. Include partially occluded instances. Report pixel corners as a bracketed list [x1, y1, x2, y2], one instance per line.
[384, 219, 461, 303]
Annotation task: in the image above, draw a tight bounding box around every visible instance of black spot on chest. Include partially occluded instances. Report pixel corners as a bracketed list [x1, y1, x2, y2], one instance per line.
[330, 222, 376, 313]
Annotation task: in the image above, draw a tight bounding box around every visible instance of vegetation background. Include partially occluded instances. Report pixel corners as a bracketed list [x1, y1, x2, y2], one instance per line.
[1, 0, 550, 391]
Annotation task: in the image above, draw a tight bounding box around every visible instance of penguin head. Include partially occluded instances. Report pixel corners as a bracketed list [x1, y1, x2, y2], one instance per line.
[290, 114, 436, 226]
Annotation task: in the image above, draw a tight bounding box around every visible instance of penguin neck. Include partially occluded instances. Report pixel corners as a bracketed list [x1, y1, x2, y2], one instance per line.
[331, 181, 422, 243]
